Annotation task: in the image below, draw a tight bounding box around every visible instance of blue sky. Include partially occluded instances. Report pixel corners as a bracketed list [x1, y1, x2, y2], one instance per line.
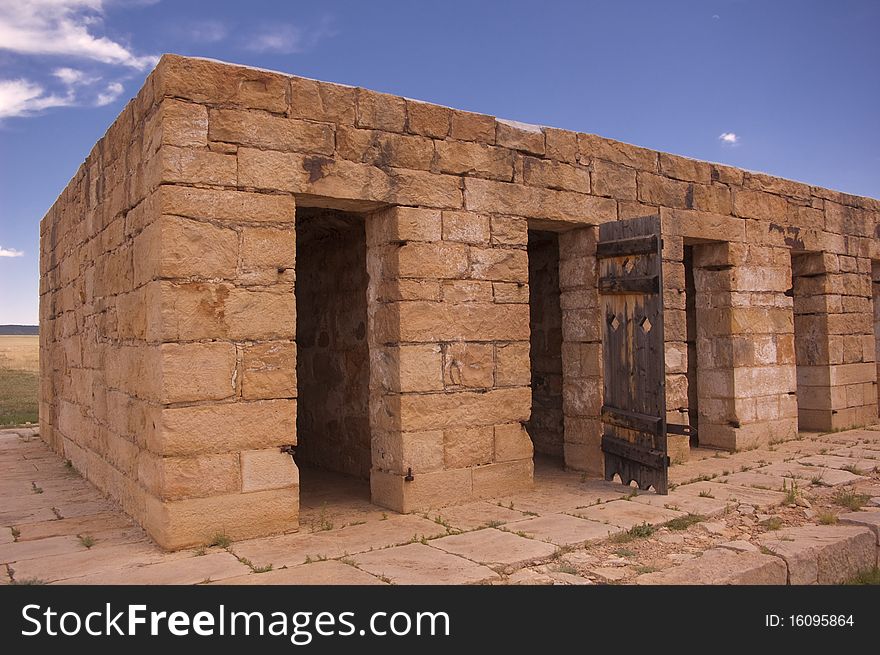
[1, 0, 878, 325]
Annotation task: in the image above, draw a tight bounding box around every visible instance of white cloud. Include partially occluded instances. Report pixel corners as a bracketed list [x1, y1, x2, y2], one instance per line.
[189, 19, 228, 44]
[0, 1, 157, 69]
[719, 132, 739, 145]
[95, 80, 123, 105]
[53, 66, 98, 86]
[244, 17, 337, 54]
[0, 246, 25, 257]
[0, 78, 75, 118]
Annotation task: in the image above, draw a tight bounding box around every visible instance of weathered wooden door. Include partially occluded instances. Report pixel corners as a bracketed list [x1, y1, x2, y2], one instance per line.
[597, 215, 669, 494]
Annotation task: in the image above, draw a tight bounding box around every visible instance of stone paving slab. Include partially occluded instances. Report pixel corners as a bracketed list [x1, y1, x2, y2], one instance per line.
[718, 471, 789, 491]
[429, 528, 557, 568]
[231, 514, 448, 569]
[504, 513, 616, 547]
[353, 543, 499, 585]
[636, 548, 788, 585]
[9, 541, 167, 583]
[432, 501, 530, 531]
[631, 489, 731, 517]
[751, 463, 865, 487]
[676, 481, 787, 509]
[213, 560, 386, 585]
[494, 482, 634, 515]
[798, 454, 880, 472]
[830, 446, 880, 460]
[0, 535, 84, 564]
[838, 510, 880, 544]
[14, 513, 134, 541]
[757, 525, 876, 584]
[0, 507, 59, 527]
[60, 551, 250, 585]
[569, 500, 685, 530]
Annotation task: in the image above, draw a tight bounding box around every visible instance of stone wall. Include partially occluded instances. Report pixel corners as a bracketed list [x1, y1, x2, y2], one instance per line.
[295, 209, 370, 479]
[39, 54, 880, 547]
[526, 231, 564, 457]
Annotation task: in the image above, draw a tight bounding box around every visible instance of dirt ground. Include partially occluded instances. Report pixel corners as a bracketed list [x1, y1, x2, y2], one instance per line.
[0, 335, 39, 427]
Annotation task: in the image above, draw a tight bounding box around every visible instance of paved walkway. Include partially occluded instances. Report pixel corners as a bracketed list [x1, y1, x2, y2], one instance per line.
[2, 426, 879, 585]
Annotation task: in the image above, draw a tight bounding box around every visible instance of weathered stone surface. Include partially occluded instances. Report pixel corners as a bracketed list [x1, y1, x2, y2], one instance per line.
[838, 510, 880, 544]
[572, 500, 685, 530]
[636, 549, 787, 585]
[353, 543, 500, 584]
[504, 513, 615, 546]
[216, 559, 386, 585]
[64, 551, 248, 585]
[430, 528, 556, 567]
[758, 525, 876, 584]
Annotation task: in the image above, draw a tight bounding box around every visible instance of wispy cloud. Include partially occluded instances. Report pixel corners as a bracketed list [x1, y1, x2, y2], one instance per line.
[243, 16, 337, 54]
[189, 19, 228, 44]
[0, 79, 75, 119]
[719, 132, 739, 145]
[0, 246, 25, 258]
[95, 81, 124, 106]
[0, 1, 158, 69]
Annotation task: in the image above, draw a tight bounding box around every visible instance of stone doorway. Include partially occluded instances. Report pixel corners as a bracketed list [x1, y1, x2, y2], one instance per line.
[526, 230, 565, 461]
[294, 208, 372, 509]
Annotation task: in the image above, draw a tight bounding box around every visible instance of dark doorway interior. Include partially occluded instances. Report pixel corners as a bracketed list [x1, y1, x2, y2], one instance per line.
[295, 208, 371, 482]
[526, 230, 564, 457]
[684, 245, 699, 447]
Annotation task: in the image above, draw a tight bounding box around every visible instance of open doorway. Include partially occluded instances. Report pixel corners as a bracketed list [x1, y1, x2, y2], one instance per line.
[873, 261, 880, 413]
[295, 207, 372, 522]
[790, 251, 828, 431]
[526, 230, 564, 463]
[683, 245, 699, 447]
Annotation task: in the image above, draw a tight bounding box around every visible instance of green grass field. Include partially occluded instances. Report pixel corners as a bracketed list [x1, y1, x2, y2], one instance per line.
[0, 335, 39, 427]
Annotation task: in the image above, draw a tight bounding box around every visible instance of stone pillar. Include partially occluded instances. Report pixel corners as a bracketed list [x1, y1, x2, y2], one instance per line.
[367, 207, 533, 512]
[661, 235, 691, 462]
[558, 226, 604, 475]
[142, 185, 299, 549]
[794, 253, 877, 430]
[693, 242, 798, 450]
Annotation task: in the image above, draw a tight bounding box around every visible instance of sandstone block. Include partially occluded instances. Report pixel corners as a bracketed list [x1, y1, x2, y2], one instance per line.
[543, 127, 578, 163]
[356, 88, 406, 132]
[156, 55, 288, 113]
[397, 387, 531, 432]
[450, 110, 496, 143]
[161, 342, 236, 403]
[150, 399, 296, 456]
[444, 426, 494, 468]
[521, 156, 590, 193]
[495, 341, 531, 386]
[289, 76, 356, 123]
[158, 216, 238, 279]
[137, 452, 241, 500]
[591, 159, 637, 200]
[469, 247, 528, 283]
[435, 140, 513, 181]
[406, 99, 450, 138]
[159, 185, 295, 223]
[472, 459, 534, 497]
[491, 120, 544, 155]
[241, 448, 299, 492]
[241, 341, 297, 400]
[442, 342, 494, 388]
[144, 487, 298, 549]
[494, 423, 534, 462]
[209, 108, 334, 155]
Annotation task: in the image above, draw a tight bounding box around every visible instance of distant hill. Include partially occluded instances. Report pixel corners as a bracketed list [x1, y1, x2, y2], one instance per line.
[0, 325, 39, 335]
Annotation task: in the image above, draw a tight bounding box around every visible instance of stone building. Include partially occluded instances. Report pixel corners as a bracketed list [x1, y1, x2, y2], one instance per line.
[39, 55, 880, 549]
